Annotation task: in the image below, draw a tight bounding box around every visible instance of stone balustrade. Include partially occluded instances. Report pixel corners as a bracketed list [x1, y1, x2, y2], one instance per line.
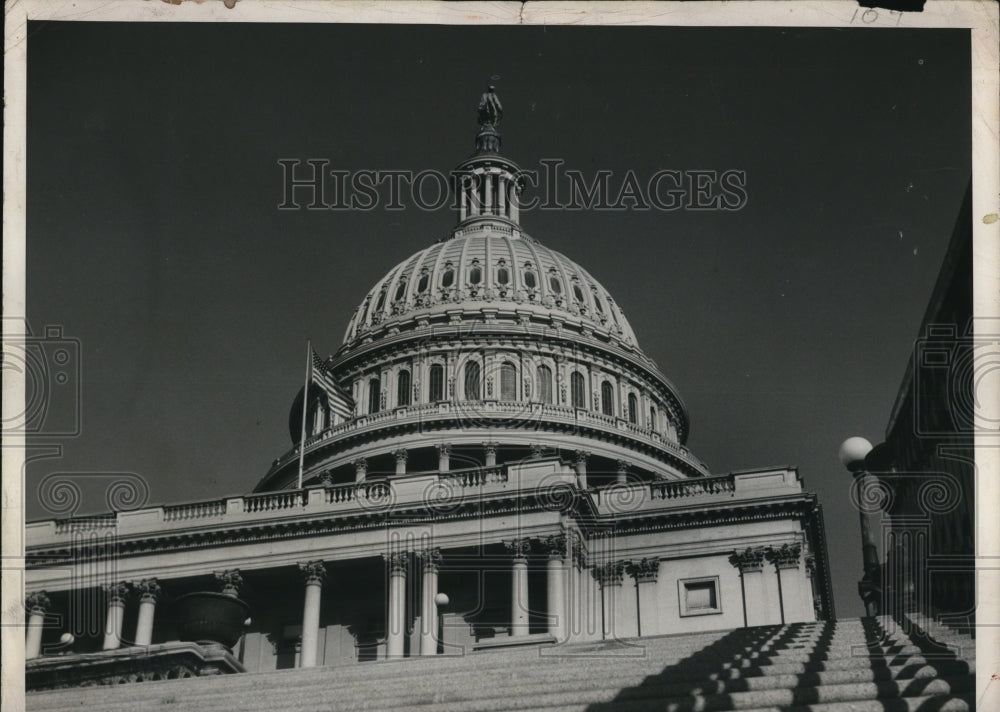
[268, 399, 706, 477]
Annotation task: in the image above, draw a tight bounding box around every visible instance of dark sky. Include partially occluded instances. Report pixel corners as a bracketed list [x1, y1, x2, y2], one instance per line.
[25, 22, 971, 619]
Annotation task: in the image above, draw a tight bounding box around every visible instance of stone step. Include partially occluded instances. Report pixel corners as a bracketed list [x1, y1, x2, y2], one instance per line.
[134, 674, 976, 712]
[581, 694, 974, 712]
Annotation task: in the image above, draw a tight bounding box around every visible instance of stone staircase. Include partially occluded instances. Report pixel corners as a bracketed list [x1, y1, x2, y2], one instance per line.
[26, 617, 977, 712]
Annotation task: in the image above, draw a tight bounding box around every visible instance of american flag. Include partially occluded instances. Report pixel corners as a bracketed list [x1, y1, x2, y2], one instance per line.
[311, 348, 355, 421]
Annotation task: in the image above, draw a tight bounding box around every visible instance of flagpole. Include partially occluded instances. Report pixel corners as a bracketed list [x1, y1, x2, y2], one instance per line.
[298, 339, 312, 491]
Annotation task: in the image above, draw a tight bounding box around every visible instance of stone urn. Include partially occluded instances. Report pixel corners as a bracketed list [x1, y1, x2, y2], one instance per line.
[172, 592, 250, 650]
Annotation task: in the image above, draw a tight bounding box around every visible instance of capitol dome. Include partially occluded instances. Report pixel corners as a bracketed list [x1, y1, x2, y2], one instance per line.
[257, 88, 709, 492]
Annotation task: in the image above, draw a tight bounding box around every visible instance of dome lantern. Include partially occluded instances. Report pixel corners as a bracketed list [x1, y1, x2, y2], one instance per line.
[454, 86, 524, 227]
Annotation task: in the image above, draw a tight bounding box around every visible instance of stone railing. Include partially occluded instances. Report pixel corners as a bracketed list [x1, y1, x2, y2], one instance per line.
[440, 465, 509, 487]
[650, 474, 736, 500]
[26, 458, 577, 552]
[163, 499, 227, 522]
[243, 490, 303, 514]
[270, 400, 704, 476]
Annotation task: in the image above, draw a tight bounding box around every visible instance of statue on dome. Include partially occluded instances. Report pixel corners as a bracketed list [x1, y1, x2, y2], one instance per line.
[478, 85, 502, 127]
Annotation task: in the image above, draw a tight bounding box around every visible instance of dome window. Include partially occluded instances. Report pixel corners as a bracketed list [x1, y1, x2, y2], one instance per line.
[397, 370, 411, 407]
[548, 270, 562, 294]
[497, 266, 510, 285]
[374, 290, 387, 313]
[627, 393, 638, 424]
[572, 283, 585, 303]
[429, 364, 445, 402]
[417, 272, 429, 293]
[441, 266, 455, 288]
[368, 377, 381, 414]
[570, 372, 586, 409]
[464, 362, 481, 400]
[536, 365, 553, 404]
[500, 362, 517, 401]
[523, 270, 537, 289]
[649, 405, 658, 432]
[601, 381, 614, 416]
[592, 289, 605, 314]
[469, 261, 482, 285]
[394, 280, 408, 302]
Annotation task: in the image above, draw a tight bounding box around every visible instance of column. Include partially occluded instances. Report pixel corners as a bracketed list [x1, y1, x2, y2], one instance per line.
[574, 450, 589, 490]
[102, 582, 128, 650]
[394, 449, 408, 476]
[299, 561, 326, 668]
[483, 441, 498, 468]
[133, 579, 161, 647]
[729, 548, 767, 627]
[354, 458, 368, 483]
[510, 181, 519, 223]
[805, 555, 820, 620]
[767, 544, 805, 624]
[437, 443, 451, 473]
[629, 559, 661, 637]
[542, 535, 568, 642]
[25, 591, 50, 660]
[615, 459, 630, 485]
[498, 174, 506, 216]
[594, 562, 624, 640]
[484, 171, 493, 214]
[506, 539, 532, 636]
[385, 552, 408, 658]
[459, 175, 467, 221]
[419, 549, 442, 656]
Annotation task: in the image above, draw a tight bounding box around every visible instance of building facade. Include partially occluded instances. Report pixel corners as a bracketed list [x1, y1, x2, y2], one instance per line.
[23, 89, 832, 687]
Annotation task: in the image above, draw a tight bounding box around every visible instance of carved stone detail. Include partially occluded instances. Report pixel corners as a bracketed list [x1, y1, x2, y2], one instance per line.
[419, 548, 443, 573]
[729, 547, 766, 573]
[103, 582, 129, 603]
[628, 558, 660, 584]
[766, 543, 802, 569]
[134, 578, 162, 602]
[26, 591, 50, 615]
[540, 534, 568, 560]
[592, 561, 625, 587]
[504, 538, 532, 560]
[530, 443, 546, 458]
[215, 569, 243, 596]
[394, 449, 409, 464]
[384, 551, 409, 574]
[299, 560, 326, 585]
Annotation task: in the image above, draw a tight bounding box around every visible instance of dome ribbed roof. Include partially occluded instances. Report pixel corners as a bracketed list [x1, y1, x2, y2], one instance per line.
[342, 220, 639, 350]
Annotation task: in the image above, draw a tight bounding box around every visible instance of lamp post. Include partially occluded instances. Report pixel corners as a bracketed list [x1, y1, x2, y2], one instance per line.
[839, 436, 881, 616]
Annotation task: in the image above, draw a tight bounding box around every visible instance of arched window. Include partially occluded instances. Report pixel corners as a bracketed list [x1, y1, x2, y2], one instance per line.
[601, 381, 614, 416]
[649, 406, 657, 431]
[627, 393, 638, 424]
[441, 267, 454, 288]
[464, 362, 481, 400]
[571, 372, 586, 409]
[429, 364, 444, 402]
[500, 362, 517, 401]
[397, 370, 411, 407]
[537, 365, 553, 404]
[592, 289, 605, 315]
[368, 377, 381, 414]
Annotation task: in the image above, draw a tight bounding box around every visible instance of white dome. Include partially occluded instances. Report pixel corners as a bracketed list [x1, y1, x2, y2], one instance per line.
[342, 221, 639, 351]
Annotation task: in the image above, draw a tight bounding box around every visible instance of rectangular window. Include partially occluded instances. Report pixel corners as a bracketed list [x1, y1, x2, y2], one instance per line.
[678, 576, 722, 617]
